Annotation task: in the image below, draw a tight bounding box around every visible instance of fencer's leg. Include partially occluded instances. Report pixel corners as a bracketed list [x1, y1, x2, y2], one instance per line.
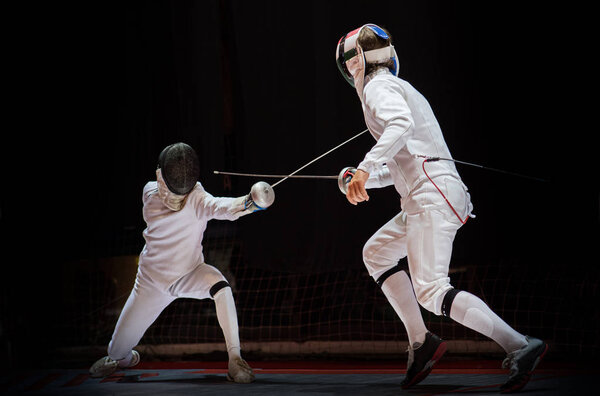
[91, 278, 174, 377]
[212, 283, 255, 384]
[108, 280, 174, 362]
[377, 267, 448, 389]
[405, 209, 527, 352]
[169, 264, 254, 383]
[442, 289, 546, 393]
[364, 212, 428, 346]
[441, 289, 527, 353]
[405, 210, 457, 315]
[211, 282, 241, 358]
[376, 268, 428, 346]
[169, 265, 244, 358]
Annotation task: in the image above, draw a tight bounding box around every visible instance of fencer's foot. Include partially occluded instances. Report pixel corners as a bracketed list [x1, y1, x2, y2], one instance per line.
[226, 357, 255, 383]
[89, 350, 140, 378]
[500, 336, 548, 393]
[89, 356, 118, 378]
[119, 350, 140, 368]
[400, 332, 447, 389]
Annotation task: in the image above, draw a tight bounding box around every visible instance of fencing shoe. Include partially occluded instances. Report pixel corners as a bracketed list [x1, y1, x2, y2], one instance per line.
[89, 350, 140, 378]
[226, 357, 255, 383]
[401, 332, 447, 389]
[89, 356, 118, 378]
[500, 336, 548, 393]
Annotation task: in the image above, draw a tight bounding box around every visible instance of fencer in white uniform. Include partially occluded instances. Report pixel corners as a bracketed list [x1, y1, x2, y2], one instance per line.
[336, 24, 547, 392]
[89, 142, 271, 383]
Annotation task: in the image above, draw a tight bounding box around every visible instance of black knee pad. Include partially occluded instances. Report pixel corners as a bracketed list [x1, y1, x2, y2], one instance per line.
[441, 288, 461, 317]
[375, 266, 402, 288]
[209, 280, 230, 298]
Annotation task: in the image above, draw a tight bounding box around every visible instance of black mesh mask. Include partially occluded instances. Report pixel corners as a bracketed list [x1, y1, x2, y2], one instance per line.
[157, 143, 200, 195]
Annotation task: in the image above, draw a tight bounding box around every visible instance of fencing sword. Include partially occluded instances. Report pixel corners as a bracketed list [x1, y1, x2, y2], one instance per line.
[213, 171, 337, 180]
[214, 128, 369, 187]
[414, 155, 547, 183]
[215, 150, 547, 187]
[215, 128, 370, 209]
[215, 128, 547, 208]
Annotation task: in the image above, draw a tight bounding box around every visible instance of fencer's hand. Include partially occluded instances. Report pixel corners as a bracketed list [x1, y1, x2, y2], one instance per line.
[243, 181, 274, 213]
[346, 169, 370, 205]
[244, 194, 265, 213]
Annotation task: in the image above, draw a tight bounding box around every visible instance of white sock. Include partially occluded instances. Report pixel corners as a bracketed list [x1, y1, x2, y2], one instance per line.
[117, 350, 133, 367]
[380, 270, 428, 346]
[449, 291, 527, 353]
[213, 287, 242, 360]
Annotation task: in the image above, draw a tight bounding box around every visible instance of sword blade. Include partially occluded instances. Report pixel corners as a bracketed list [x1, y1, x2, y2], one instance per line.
[214, 171, 337, 180]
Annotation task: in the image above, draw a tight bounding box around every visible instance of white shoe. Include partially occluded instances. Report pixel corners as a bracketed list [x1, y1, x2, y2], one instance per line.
[89, 350, 140, 378]
[226, 357, 255, 383]
[89, 356, 118, 378]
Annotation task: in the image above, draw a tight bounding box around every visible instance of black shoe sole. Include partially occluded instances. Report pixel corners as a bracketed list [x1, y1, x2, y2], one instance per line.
[401, 340, 447, 389]
[500, 343, 548, 393]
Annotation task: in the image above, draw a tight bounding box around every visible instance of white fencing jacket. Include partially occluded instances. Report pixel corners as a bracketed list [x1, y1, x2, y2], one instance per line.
[359, 69, 464, 202]
[138, 182, 246, 287]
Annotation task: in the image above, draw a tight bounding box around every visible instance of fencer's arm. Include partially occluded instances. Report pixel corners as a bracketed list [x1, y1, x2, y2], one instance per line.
[194, 187, 252, 221]
[364, 164, 393, 189]
[195, 182, 272, 220]
[357, 81, 413, 175]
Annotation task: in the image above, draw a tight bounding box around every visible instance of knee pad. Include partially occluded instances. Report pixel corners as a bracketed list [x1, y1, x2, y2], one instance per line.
[375, 265, 402, 287]
[209, 280, 230, 298]
[412, 278, 453, 315]
[441, 288, 461, 317]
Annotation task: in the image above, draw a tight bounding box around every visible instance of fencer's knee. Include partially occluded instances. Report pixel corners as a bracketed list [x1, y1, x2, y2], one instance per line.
[412, 279, 454, 315]
[209, 280, 230, 299]
[362, 241, 376, 268]
[202, 264, 226, 282]
[362, 241, 397, 278]
[440, 288, 461, 317]
[375, 265, 403, 287]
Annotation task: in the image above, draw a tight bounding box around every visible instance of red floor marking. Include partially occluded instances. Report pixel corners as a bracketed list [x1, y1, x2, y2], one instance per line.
[139, 373, 159, 378]
[138, 361, 223, 370]
[187, 369, 227, 374]
[255, 369, 405, 374]
[24, 373, 62, 391]
[132, 360, 516, 371]
[133, 360, 581, 376]
[62, 373, 89, 387]
[100, 373, 125, 383]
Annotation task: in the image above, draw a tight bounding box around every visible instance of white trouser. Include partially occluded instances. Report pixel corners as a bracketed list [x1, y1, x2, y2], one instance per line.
[107, 262, 227, 361]
[363, 176, 471, 315]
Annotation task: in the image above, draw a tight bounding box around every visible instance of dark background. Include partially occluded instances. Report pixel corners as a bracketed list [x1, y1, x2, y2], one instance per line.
[2, 1, 597, 367]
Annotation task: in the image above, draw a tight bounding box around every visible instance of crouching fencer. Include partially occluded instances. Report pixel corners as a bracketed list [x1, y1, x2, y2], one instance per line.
[90, 142, 273, 383]
[336, 24, 547, 392]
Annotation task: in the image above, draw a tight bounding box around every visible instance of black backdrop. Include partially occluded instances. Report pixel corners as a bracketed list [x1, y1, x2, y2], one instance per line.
[2, 1, 597, 367]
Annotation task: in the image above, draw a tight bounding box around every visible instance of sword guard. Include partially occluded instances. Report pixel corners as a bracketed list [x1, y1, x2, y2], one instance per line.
[338, 167, 357, 194]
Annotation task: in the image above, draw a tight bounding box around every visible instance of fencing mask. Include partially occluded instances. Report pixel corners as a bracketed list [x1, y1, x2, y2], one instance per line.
[335, 24, 399, 98]
[157, 142, 200, 196]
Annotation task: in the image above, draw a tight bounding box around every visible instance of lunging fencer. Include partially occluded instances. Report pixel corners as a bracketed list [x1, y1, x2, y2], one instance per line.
[335, 24, 547, 392]
[89, 142, 274, 383]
